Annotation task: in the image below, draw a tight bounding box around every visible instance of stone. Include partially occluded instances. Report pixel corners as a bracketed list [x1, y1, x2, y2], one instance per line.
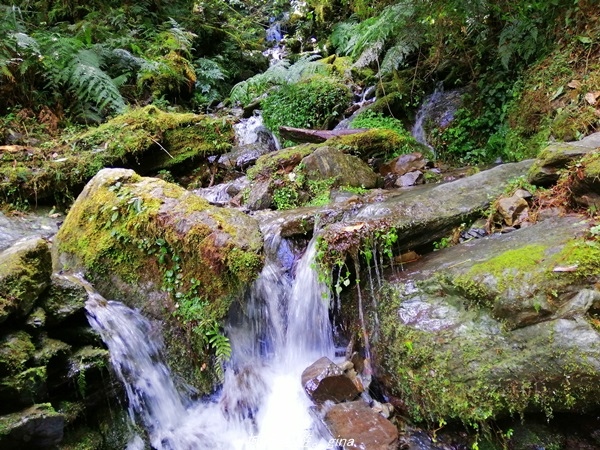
[244, 179, 273, 211]
[0, 366, 47, 409]
[0, 237, 52, 323]
[302, 146, 379, 189]
[380, 152, 426, 177]
[321, 401, 398, 450]
[301, 357, 360, 404]
[0, 331, 35, 377]
[25, 307, 46, 329]
[496, 195, 529, 226]
[0, 403, 64, 449]
[395, 170, 424, 187]
[39, 274, 88, 325]
[528, 136, 600, 187]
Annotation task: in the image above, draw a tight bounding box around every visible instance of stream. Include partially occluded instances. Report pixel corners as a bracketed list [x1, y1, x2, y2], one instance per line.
[85, 234, 336, 450]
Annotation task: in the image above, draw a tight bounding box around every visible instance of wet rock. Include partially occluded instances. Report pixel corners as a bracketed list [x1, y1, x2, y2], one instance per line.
[0, 403, 64, 449]
[301, 146, 379, 189]
[32, 336, 71, 367]
[380, 152, 426, 177]
[39, 274, 87, 325]
[376, 215, 600, 423]
[301, 357, 360, 404]
[0, 366, 47, 409]
[245, 179, 273, 211]
[321, 401, 398, 450]
[0, 237, 52, 323]
[0, 210, 60, 252]
[319, 160, 533, 256]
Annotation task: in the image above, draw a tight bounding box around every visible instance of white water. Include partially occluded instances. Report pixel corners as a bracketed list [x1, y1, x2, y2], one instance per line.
[85, 235, 334, 450]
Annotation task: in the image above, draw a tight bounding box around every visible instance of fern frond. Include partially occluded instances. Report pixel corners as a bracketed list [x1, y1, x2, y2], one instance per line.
[166, 18, 196, 55]
[379, 32, 422, 75]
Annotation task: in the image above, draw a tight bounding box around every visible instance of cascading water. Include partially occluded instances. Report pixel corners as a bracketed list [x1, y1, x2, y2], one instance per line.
[85, 232, 334, 449]
[411, 85, 465, 157]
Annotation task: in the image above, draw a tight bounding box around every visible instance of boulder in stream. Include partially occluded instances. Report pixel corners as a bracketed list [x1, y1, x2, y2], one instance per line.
[53, 168, 264, 391]
[375, 214, 600, 424]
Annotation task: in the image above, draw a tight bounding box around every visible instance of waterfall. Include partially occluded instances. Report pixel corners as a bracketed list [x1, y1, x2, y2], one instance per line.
[85, 233, 333, 449]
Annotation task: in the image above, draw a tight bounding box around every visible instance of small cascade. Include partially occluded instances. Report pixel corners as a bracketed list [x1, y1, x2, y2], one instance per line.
[84, 231, 334, 449]
[334, 85, 376, 130]
[411, 85, 465, 156]
[233, 112, 279, 150]
[263, 17, 287, 63]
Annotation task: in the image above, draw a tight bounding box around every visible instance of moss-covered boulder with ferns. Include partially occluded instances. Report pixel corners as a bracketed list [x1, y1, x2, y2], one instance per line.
[53, 168, 263, 391]
[0, 106, 234, 207]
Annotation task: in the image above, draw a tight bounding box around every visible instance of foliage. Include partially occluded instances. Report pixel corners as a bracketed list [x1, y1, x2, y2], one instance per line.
[350, 109, 410, 137]
[261, 75, 351, 142]
[229, 54, 328, 106]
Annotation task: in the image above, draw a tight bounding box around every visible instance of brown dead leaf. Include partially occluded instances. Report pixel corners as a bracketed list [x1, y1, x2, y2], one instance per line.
[568, 80, 582, 89]
[342, 223, 365, 232]
[552, 265, 579, 272]
[585, 91, 600, 105]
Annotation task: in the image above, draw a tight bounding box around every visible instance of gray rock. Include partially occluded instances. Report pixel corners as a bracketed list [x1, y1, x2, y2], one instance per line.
[39, 274, 88, 325]
[0, 237, 52, 323]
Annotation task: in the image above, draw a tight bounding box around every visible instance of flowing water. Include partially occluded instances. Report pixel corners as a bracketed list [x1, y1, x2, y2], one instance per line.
[85, 233, 334, 449]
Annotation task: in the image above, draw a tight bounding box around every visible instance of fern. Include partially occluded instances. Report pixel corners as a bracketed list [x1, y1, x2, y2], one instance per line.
[38, 35, 126, 114]
[205, 323, 232, 383]
[194, 57, 227, 105]
[331, 2, 421, 76]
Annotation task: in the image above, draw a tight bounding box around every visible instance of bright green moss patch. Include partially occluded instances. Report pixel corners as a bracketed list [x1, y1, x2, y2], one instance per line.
[551, 238, 600, 279]
[0, 332, 35, 376]
[329, 128, 430, 160]
[247, 144, 316, 180]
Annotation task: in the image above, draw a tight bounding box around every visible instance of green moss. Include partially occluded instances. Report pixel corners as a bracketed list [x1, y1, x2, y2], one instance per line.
[551, 238, 600, 279]
[453, 244, 547, 304]
[329, 128, 431, 160]
[0, 106, 234, 206]
[0, 366, 47, 404]
[0, 331, 35, 376]
[247, 144, 316, 180]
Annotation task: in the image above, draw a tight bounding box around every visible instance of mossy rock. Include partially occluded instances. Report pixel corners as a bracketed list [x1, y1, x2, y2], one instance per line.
[376, 215, 600, 426]
[527, 140, 599, 186]
[53, 168, 263, 391]
[328, 129, 431, 160]
[0, 403, 64, 449]
[0, 237, 51, 323]
[301, 146, 379, 189]
[39, 274, 88, 325]
[0, 366, 47, 409]
[0, 331, 35, 377]
[0, 106, 235, 206]
[247, 144, 317, 180]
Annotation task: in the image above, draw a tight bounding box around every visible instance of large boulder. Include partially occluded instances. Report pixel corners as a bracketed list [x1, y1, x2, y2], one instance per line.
[53, 168, 264, 390]
[375, 214, 600, 424]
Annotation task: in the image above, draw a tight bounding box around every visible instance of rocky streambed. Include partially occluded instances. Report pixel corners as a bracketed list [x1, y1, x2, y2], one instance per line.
[1, 125, 600, 448]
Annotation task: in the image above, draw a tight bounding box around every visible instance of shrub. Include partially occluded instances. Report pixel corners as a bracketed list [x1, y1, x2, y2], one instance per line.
[261, 75, 352, 146]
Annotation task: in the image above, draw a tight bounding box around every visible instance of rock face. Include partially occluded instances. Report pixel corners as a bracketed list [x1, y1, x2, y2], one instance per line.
[0, 236, 114, 449]
[375, 215, 600, 423]
[53, 168, 264, 391]
[301, 357, 360, 403]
